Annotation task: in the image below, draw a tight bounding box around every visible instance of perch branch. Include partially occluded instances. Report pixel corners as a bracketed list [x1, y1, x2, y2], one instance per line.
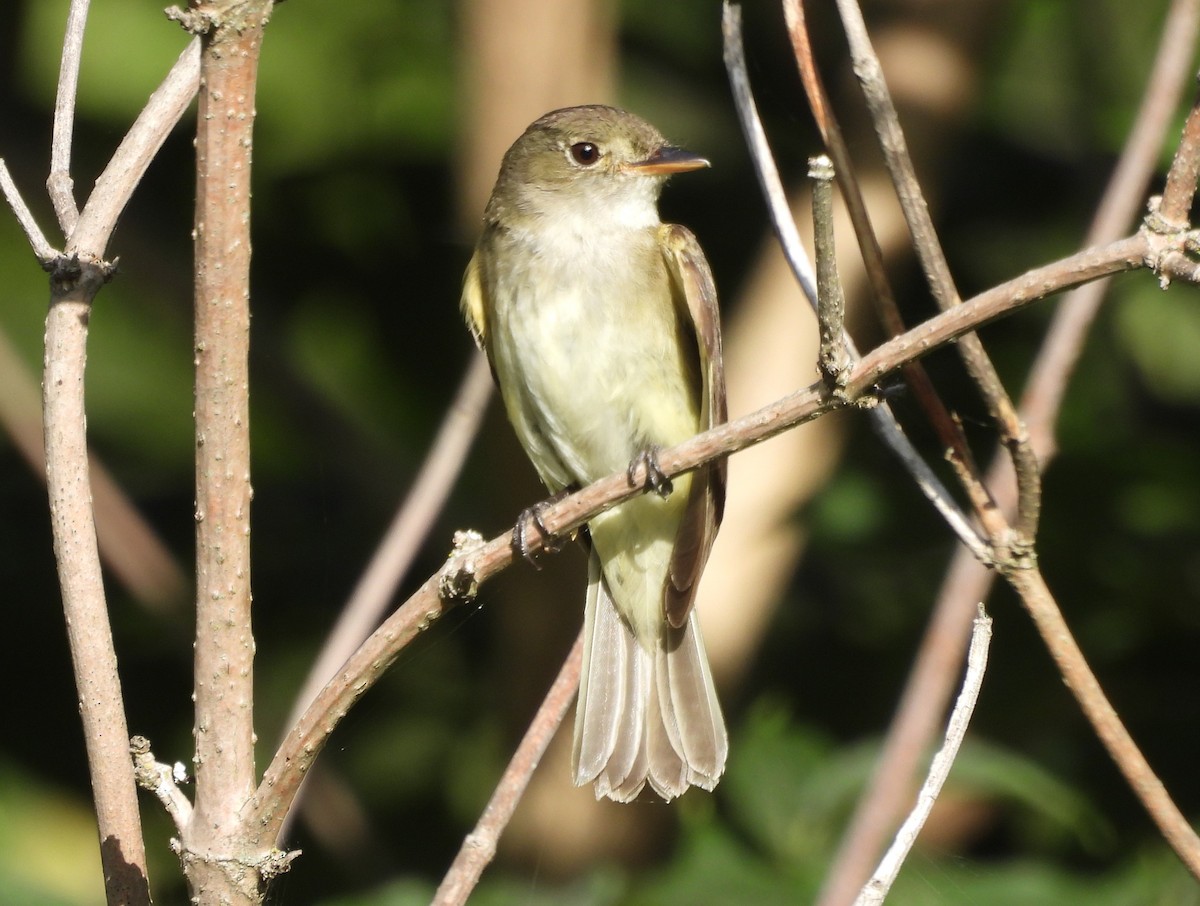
[246, 227, 1155, 839]
[280, 352, 493, 838]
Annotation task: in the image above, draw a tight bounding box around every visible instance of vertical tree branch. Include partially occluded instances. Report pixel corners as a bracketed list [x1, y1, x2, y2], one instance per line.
[184, 3, 272, 901]
[44, 257, 151, 905]
[48, 0, 91, 232]
[809, 155, 851, 389]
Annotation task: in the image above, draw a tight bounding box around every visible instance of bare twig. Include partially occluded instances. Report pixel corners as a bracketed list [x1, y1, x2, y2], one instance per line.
[722, 2, 988, 561]
[49, 0, 91, 232]
[68, 37, 200, 256]
[432, 631, 583, 906]
[0, 160, 58, 263]
[809, 155, 851, 389]
[854, 607, 992, 906]
[1158, 89, 1200, 229]
[131, 736, 193, 835]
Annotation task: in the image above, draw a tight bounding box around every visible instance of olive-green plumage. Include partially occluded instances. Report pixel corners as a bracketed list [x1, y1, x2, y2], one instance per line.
[462, 105, 727, 801]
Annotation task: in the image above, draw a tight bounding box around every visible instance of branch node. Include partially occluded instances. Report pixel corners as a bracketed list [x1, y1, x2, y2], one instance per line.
[995, 531, 1037, 573]
[46, 252, 118, 295]
[1143, 194, 1183, 234]
[439, 529, 485, 604]
[259, 848, 302, 881]
[164, 6, 217, 35]
[130, 734, 194, 832]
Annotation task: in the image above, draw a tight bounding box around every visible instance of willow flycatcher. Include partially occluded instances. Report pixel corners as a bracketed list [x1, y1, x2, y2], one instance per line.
[461, 105, 727, 801]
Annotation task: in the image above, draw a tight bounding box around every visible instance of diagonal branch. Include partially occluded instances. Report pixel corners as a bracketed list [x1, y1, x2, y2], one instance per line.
[280, 352, 493, 838]
[432, 631, 584, 906]
[68, 37, 200, 256]
[245, 228, 1156, 840]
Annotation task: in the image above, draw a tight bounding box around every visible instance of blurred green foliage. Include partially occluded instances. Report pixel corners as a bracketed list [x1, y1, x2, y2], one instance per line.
[2, 0, 1199, 903]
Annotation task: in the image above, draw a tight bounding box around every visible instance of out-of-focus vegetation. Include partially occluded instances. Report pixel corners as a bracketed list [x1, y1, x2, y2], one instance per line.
[2, 1, 1199, 903]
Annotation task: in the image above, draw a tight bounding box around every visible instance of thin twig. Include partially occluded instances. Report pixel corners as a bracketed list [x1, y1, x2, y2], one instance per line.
[432, 631, 583, 906]
[854, 607, 992, 906]
[0, 160, 58, 263]
[832, 0, 1043, 546]
[48, 0, 91, 232]
[281, 352, 493, 836]
[722, 2, 988, 560]
[810, 154, 851, 389]
[68, 37, 200, 256]
[818, 2, 1200, 899]
[245, 229, 1154, 840]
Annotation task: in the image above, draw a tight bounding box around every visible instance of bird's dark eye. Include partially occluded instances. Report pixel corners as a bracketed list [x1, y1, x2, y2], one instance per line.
[569, 142, 600, 166]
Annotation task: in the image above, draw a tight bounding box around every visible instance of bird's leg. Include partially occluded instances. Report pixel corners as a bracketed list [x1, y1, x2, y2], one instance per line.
[513, 489, 572, 567]
[628, 445, 673, 498]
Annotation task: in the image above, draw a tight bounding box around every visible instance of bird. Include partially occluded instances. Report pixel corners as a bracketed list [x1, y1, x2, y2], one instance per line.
[460, 104, 727, 801]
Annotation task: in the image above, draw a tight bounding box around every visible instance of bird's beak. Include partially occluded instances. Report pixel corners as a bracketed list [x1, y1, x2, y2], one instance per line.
[626, 146, 710, 176]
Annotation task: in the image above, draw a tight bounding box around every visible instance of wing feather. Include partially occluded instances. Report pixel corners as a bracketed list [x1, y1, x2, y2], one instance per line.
[659, 224, 726, 629]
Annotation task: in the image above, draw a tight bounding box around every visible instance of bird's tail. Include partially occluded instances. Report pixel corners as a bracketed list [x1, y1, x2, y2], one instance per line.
[572, 548, 727, 801]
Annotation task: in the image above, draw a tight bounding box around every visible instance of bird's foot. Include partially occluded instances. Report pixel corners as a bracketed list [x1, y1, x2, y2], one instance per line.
[513, 492, 569, 567]
[628, 446, 673, 498]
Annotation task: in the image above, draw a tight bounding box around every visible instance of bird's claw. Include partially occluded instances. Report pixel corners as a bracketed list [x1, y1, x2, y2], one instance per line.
[513, 499, 565, 568]
[628, 446, 673, 498]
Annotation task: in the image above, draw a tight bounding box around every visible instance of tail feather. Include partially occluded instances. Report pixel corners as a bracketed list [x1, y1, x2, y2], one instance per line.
[572, 549, 726, 802]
